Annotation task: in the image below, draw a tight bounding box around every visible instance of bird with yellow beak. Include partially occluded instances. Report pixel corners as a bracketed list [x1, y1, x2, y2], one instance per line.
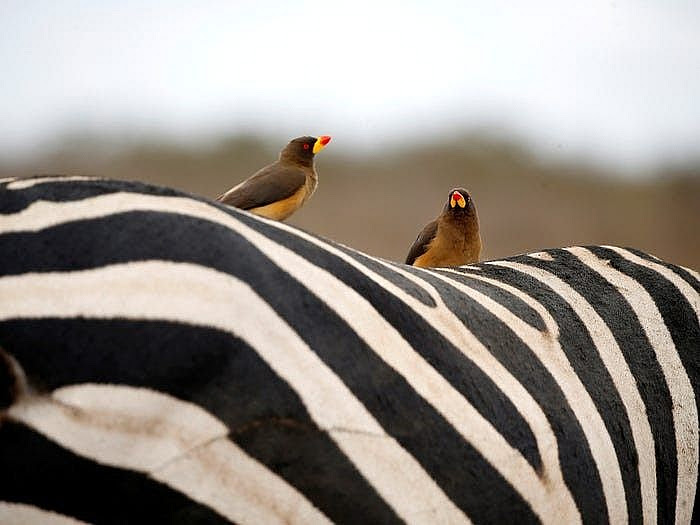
[217, 135, 331, 221]
[405, 187, 482, 267]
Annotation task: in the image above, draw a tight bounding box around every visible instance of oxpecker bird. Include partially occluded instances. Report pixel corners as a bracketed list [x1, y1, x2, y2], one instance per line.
[217, 135, 331, 221]
[405, 188, 482, 268]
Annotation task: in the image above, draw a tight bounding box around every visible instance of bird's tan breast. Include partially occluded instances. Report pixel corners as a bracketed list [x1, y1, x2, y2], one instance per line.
[250, 170, 317, 221]
[249, 185, 309, 221]
[413, 219, 482, 268]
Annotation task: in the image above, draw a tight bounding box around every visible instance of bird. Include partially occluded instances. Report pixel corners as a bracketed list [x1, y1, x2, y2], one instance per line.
[405, 188, 482, 268]
[217, 135, 331, 221]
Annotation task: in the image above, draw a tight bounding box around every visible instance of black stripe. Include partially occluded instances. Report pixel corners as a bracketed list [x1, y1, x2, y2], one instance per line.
[416, 265, 610, 523]
[429, 267, 546, 331]
[0, 420, 230, 524]
[586, 246, 699, 391]
[1, 210, 538, 523]
[240, 216, 543, 472]
[0, 209, 541, 475]
[501, 248, 680, 524]
[0, 346, 20, 410]
[0, 176, 239, 218]
[0, 319, 399, 525]
[0, 177, 437, 309]
[0, 177, 195, 214]
[621, 246, 700, 293]
[589, 246, 700, 522]
[332, 244, 437, 306]
[232, 214, 540, 523]
[472, 258, 643, 523]
[4, 180, 696, 521]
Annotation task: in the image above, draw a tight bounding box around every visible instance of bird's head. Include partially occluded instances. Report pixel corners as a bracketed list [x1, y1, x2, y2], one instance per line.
[281, 135, 332, 165]
[445, 188, 474, 214]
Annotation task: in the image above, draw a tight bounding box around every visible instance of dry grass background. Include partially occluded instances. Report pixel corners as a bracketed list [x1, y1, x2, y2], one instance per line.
[2, 133, 698, 269]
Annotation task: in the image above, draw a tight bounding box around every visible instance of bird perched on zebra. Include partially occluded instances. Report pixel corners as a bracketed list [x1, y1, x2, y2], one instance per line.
[0, 176, 698, 525]
[217, 135, 331, 221]
[405, 187, 482, 267]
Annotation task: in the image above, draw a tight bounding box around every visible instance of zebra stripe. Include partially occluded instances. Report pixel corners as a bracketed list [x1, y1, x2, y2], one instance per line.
[401, 264, 609, 520]
[1, 176, 698, 524]
[604, 246, 700, 299]
[233, 215, 575, 522]
[359, 260, 580, 520]
[568, 247, 698, 524]
[0, 260, 465, 522]
[0, 502, 88, 525]
[435, 265, 629, 523]
[0, 419, 230, 524]
[9, 383, 330, 524]
[485, 258, 656, 523]
[1, 191, 535, 519]
[474, 248, 692, 524]
[4, 175, 103, 190]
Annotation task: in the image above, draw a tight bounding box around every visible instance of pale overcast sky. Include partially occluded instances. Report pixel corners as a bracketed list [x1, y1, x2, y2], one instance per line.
[1, 0, 699, 170]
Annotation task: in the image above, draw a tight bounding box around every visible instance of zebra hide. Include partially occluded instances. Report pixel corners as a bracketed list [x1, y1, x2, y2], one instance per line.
[0, 176, 698, 524]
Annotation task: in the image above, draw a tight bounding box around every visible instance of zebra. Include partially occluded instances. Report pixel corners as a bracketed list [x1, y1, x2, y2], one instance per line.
[0, 175, 698, 524]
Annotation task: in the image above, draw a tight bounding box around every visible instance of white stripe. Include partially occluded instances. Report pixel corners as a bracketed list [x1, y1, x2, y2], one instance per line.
[320, 254, 580, 521]
[0, 190, 580, 522]
[504, 258, 658, 523]
[0, 502, 88, 525]
[10, 384, 229, 473]
[225, 210, 578, 521]
[526, 251, 554, 261]
[449, 263, 629, 524]
[4, 187, 696, 521]
[567, 246, 698, 524]
[0, 261, 467, 524]
[5, 176, 102, 190]
[156, 437, 331, 525]
[603, 246, 700, 321]
[195, 205, 580, 523]
[604, 246, 700, 522]
[0, 191, 215, 234]
[685, 266, 700, 282]
[9, 384, 329, 525]
[111, 193, 570, 519]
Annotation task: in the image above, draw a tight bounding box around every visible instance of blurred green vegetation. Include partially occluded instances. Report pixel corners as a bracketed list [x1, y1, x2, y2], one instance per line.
[2, 133, 698, 269]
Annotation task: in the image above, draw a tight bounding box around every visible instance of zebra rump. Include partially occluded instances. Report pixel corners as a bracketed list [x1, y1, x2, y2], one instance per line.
[0, 175, 698, 524]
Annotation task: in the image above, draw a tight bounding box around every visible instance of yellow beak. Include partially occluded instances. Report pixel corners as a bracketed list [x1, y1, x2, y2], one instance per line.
[313, 135, 332, 154]
[450, 192, 466, 208]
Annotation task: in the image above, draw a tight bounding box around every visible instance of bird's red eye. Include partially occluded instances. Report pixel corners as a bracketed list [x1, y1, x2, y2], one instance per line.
[303, 143, 310, 150]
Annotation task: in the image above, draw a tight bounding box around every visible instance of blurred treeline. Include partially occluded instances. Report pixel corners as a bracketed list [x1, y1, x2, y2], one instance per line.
[1, 133, 698, 269]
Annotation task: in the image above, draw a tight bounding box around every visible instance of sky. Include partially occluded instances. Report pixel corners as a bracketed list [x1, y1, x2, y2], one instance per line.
[1, 0, 699, 172]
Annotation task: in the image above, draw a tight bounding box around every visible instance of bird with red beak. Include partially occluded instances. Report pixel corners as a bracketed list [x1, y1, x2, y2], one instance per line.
[405, 187, 482, 267]
[217, 135, 331, 221]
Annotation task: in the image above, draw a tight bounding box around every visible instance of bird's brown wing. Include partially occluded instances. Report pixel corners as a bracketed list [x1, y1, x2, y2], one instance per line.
[405, 219, 438, 265]
[217, 163, 307, 210]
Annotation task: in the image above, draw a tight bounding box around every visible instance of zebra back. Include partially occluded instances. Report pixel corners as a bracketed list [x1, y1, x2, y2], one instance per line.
[0, 176, 698, 524]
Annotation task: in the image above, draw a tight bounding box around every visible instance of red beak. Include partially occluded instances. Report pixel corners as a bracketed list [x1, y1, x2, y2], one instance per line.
[319, 135, 331, 146]
[453, 191, 463, 201]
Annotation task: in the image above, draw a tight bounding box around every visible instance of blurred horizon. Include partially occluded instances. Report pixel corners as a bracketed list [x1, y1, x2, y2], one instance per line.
[3, 125, 700, 178]
[3, 123, 700, 178]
